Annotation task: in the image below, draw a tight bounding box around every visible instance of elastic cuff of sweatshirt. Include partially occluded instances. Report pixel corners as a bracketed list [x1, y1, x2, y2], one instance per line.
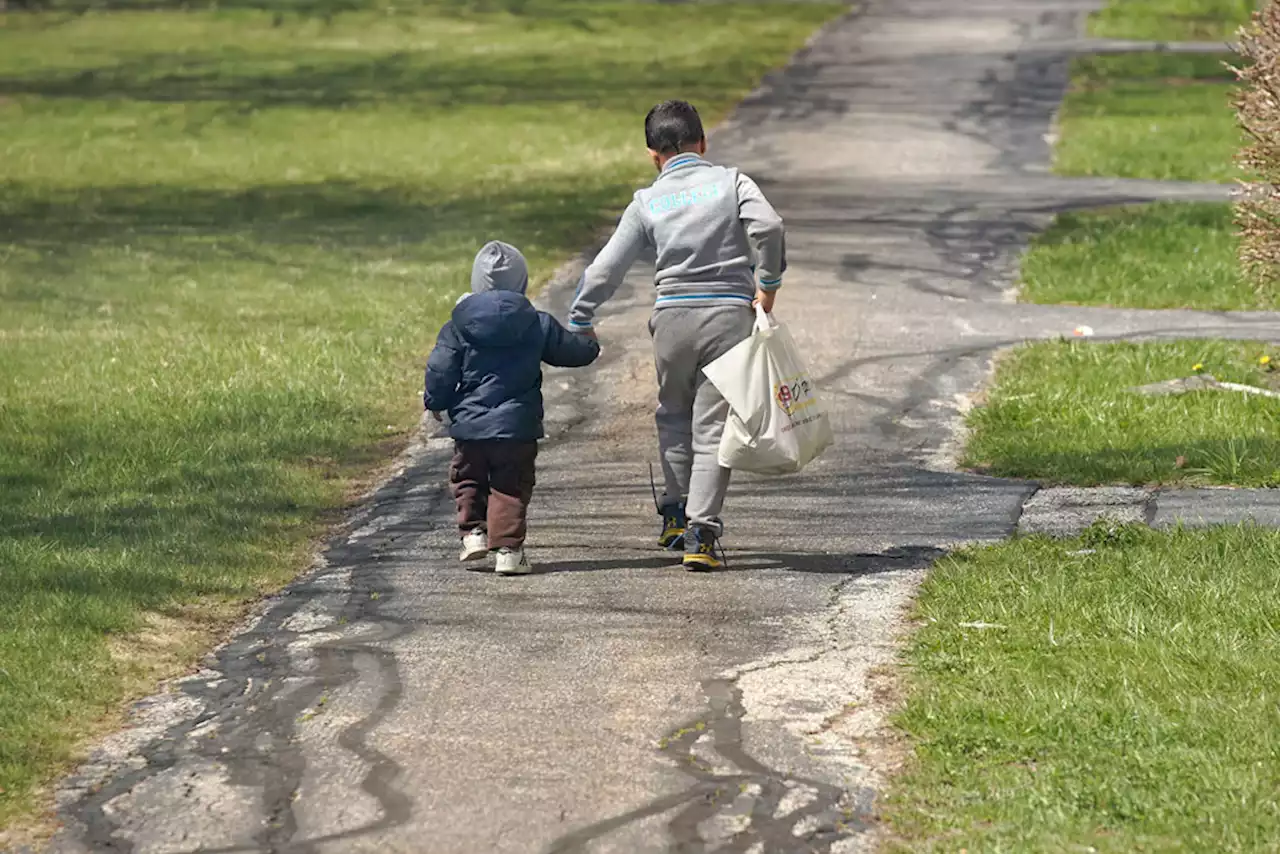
[567, 320, 594, 332]
[758, 277, 783, 292]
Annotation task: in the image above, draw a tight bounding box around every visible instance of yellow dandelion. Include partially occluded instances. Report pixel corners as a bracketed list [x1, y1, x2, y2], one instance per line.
[1261, 355, 1272, 366]
[1193, 363, 1204, 372]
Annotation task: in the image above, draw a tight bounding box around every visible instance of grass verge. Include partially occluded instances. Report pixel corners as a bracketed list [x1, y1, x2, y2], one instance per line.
[963, 339, 1280, 486]
[1018, 202, 1267, 310]
[889, 523, 1280, 852]
[0, 0, 843, 831]
[1089, 0, 1258, 41]
[1055, 52, 1240, 183]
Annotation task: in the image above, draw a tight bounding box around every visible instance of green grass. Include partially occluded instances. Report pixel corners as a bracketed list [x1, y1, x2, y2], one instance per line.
[1089, 0, 1258, 41]
[0, 0, 843, 830]
[889, 523, 1280, 852]
[1019, 203, 1267, 310]
[964, 340, 1280, 486]
[1055, 52, 1240, 183]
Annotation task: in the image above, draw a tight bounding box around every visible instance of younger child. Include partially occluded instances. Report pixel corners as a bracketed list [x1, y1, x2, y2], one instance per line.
[567, 100, 786, 571]
[425, 241, 600, 575]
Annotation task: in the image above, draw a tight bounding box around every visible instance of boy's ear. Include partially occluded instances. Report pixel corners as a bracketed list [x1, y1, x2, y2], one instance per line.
[648, 148, 662, 171]
[696, 137, 707, 155]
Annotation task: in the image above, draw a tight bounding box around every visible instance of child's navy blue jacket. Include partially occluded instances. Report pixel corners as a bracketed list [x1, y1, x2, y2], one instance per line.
[424, 289, 600, 441]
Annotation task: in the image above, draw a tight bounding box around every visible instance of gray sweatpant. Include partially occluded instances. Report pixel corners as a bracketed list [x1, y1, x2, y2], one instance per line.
[650, 304, 755, 536]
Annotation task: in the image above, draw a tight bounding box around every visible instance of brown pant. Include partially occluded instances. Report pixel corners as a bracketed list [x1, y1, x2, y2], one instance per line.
[451, 440, 538, 550]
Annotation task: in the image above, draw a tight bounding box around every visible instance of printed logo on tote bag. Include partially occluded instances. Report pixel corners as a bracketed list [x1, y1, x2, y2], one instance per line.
[774, 376, 818, 417]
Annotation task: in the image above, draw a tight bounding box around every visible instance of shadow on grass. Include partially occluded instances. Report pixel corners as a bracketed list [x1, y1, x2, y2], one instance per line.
[0, 0, 804, 114]
[1072, 51, 1240, 85]
[2, 0, 588, 19]
[0, 48, 767, 110]
[971, 437, 1280, 488]
[0, 178, 635, 248]
[0, 174, 639, 294]
[1062, 52, 1241, 120]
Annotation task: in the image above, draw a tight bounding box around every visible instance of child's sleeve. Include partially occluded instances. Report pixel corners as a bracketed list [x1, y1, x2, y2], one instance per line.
[541, 314, 601, 368]
[423, 323, 464, 413]
[568, 199, 648, 331]
[736, 172, 787, 292]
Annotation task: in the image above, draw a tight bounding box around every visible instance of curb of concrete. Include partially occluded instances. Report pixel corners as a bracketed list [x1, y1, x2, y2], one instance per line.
[1016, 484, 1280, 537]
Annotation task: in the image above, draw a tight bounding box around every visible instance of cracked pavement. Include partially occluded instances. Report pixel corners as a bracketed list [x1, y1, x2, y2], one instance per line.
[30, 1, 1280, 853]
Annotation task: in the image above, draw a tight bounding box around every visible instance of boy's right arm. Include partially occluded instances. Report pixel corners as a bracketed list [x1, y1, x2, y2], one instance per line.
[737, 172, 786, 300]
[423, 323, 464, 413]
[541, 314, 601, 368]
[568, 199, 648, 332]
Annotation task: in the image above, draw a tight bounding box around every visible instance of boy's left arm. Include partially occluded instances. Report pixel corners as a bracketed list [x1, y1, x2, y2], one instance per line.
[423, 323, 465, 413]
[541, 314, 601, 368]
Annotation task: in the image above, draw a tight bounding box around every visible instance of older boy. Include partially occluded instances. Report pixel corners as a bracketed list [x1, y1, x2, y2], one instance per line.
[567, 100, 786, 570]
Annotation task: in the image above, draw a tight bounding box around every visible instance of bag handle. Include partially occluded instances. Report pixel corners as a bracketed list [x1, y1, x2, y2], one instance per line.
[754, 304, 777, 333]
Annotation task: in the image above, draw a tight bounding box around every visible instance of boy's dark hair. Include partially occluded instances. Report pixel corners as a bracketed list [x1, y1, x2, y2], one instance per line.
[644, 100, 705, 155]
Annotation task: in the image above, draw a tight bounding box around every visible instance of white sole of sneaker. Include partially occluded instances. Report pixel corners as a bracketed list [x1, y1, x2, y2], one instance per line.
[495, 567, 533, 576]
[459, 546, 490, 563]
[495, 555, 533, 575]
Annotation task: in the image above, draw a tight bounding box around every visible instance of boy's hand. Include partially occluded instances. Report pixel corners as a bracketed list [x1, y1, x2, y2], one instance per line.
[429, 410, 444, 422]
[579, 328, 598, 340]
[754, 288, 776, 314]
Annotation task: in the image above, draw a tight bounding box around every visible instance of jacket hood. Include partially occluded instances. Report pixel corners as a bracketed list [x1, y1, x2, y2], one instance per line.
[470, 240, 529, 295]
[452, 289, 539, 347]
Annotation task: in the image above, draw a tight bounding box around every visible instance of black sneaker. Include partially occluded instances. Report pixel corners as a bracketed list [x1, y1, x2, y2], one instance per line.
[658, 503, 687, 550]
[682, 525, 723, 571]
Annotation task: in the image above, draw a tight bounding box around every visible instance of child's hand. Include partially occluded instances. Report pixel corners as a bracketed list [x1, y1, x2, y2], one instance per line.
[754, 288, 776, 314]
[430, 411, 444, 422]
[579, 328, 598, 340]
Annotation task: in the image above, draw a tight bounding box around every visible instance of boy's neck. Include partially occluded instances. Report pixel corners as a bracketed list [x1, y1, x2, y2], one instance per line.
[652, 143, 707, 172]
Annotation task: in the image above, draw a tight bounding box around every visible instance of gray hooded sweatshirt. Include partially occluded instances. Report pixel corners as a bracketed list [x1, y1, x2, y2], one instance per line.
[458, 240, 529, 304]
[567, 153, 786, 331]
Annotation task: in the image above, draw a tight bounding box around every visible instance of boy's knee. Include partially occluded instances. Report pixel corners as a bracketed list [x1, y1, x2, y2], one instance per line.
[655, 409, 695, 431]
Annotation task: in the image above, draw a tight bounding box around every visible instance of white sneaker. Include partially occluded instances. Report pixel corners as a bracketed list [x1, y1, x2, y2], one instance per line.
[494, 547, 533, 575]
[459, 529, 489, 563]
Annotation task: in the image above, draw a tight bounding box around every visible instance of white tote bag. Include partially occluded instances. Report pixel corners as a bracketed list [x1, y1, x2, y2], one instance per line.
[702, 306, 834, 476]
